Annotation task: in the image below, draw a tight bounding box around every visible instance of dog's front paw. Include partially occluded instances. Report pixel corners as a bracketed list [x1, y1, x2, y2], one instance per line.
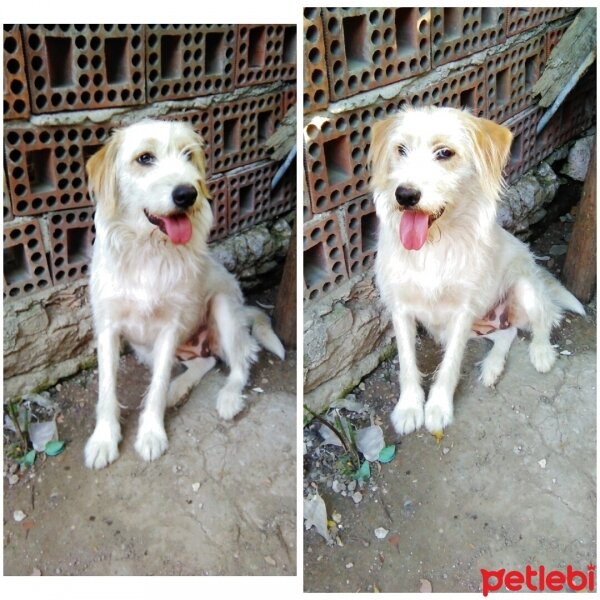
[424, 388, 454, 433]
[85, 420, 122, 469]
[216, 389, 245, 420]
[529, 342, 556, 373]
[390, 389, 425, 435]
[135, 420, 168, 462]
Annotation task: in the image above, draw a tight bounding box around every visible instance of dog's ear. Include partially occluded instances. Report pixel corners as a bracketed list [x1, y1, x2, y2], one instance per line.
[189, 133, 212, 200]
[369, 116, 400, 189]
[86, 132, 121, 217]
[470, 116, 513, 196]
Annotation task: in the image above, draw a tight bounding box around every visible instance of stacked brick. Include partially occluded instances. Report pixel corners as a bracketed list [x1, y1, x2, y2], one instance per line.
[4, 24, 296, 301]
[303, 7, 593, 302]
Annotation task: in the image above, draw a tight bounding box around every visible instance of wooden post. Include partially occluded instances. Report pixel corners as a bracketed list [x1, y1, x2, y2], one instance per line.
[273, 219, 297, 348]
[563, 140, 596, 303]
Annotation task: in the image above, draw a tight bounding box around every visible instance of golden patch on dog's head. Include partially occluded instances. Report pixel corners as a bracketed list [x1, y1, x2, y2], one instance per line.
[86, 120, 210, 214]
[86, 120, 212, 245]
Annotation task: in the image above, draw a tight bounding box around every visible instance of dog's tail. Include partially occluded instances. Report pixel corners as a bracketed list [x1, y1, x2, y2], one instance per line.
[246, 306, 286, 360]
[542, 271, 586, 317]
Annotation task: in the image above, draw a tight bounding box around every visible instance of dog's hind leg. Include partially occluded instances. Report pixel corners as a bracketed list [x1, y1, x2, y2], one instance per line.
[212, 293, 260, 420]
[479, 326, 517, 387]
[513, 277, 559, 373]
[167, 357, 217, 408]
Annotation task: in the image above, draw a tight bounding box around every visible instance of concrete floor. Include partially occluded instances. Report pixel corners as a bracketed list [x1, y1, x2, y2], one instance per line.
[303, 311, 596, 592]
[4, 349, 296, 576]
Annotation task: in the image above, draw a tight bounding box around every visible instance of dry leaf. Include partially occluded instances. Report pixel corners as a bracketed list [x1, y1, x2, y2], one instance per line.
[432, 430, 444, 444]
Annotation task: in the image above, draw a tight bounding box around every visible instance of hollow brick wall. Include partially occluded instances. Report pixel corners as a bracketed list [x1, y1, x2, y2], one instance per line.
[302, 7, 594, 303]
[4, 24, 297, 302]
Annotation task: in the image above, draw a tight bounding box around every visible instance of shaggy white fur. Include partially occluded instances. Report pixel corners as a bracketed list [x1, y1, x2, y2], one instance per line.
[84, 120, 284, 469]
[369, 107, 584, 436]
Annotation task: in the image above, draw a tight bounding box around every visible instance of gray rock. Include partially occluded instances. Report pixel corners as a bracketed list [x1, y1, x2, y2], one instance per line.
[561, 136, 594, 181]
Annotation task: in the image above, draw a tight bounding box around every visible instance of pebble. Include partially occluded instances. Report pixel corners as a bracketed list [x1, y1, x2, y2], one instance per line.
[192, 482, 200, 492]
[8, 474, 19, 485]
[264, 556, 276, 567]
[332, 480, 345, 493]
[31, 568, 41, 576]
[331, 511, 342, 524]
[549, 244, 568, 256]
[13, 510, 26, 522]
[347, 480, 357, 493]
[352, 492, 363, 504]
[442, 447, 450, 455]
[358, 382, 366, 391]
[346, 562, 354, 569]
[374, 527, 389, 539]
[538, 458, 547, 469]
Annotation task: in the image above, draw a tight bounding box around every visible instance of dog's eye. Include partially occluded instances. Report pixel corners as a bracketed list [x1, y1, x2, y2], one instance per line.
[435, 148, 455, 160]
[397, 145, 408, 157]
[183, 150, 193, 162]
[136, 153, 155, 166]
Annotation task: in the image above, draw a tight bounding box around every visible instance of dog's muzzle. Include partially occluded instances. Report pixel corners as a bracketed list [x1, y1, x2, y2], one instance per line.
[395, 186, 421, 208]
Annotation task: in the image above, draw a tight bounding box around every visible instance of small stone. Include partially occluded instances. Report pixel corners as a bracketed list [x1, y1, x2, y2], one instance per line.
[347, 480, 357, 493]
[560, 350, 572, 356]
[346, 562, 354, 569]
[192, 482, 200, 492]
[31, 568, 42, 576]
[549, 244, 568, 256]
[331, 511, 342, 524]
[442, 447, 450, 455]
[374, 527, 389, 539]
[358, 382, 366, 391]
[264, 556, 276, 566]
[352, 492, 363, 504]
[8, 474, 19, 485]
[538, 458, 547, 469]
[13, 510, 26, 522]
[332, 480, 345, 493]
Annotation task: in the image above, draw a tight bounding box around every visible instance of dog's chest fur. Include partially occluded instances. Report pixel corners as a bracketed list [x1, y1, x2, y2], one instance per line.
[91, 233, 211, 348]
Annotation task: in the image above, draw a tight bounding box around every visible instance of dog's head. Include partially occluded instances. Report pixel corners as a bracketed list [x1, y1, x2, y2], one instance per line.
[86, 120, 212, 246]
[369, 107, 512, 251]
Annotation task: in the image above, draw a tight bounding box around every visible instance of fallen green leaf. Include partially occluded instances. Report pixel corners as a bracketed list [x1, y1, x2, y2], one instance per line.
[378, 444, 396, 464]
[355, 460, 371, 481]
[45, 440, 65, 456]
[19, 449, 36, 467]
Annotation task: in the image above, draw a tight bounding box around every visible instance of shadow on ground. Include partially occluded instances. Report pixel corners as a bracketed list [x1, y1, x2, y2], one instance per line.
[4, 347, 296, 576]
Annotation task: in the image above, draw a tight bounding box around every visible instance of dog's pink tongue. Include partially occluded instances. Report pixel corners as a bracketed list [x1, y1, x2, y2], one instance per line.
[399, 211, 429, 251]
[163, 213, 192, 245]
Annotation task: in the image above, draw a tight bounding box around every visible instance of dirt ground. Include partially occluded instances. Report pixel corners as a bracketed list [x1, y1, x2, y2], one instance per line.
[4, 293, 296, 576]
[303, 215, 596, 592]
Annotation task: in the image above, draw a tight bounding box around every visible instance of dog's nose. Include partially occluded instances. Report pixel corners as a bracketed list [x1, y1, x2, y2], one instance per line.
[172, 184, 197, 209]
[395, 186, 421, 207]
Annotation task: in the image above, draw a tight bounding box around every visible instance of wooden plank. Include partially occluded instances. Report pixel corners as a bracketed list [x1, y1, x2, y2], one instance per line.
[563, 141, 596, 303]
[532, 8, 596, 108]
[273, 219, 297, 348]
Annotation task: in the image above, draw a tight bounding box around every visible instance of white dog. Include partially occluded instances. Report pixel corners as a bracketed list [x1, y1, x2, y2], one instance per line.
[369, 107, 584, 436]
[84, 119, 284, 469]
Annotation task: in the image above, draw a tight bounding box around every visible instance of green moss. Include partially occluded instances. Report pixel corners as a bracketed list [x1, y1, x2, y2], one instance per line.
[378, 343, 398, 363]
[78, 355, 98, 371]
